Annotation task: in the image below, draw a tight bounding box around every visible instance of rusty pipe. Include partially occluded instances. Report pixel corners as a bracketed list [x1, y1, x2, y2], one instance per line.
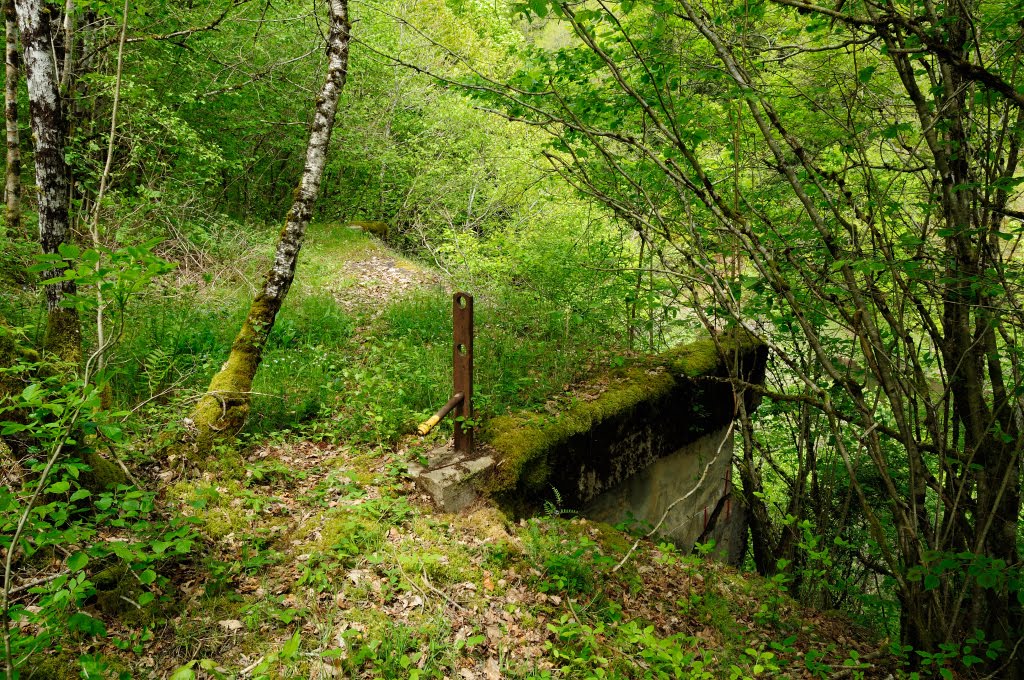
[416, 392, 464, 436]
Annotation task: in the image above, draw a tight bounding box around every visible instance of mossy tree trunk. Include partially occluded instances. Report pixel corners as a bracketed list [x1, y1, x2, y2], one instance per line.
[14, 0, 79, 365]
[185, 0, 350, 454]
[4, 0, 20, 237]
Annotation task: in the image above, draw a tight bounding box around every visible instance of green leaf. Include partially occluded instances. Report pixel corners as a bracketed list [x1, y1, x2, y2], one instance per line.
[57, 242, 80, 259]
[46, 481, 71, 494]
[67, 551, 89, 572]
[138, 569, 157, 585]
[858, 66, 876, 83]
[98, 424, 123, 441]
[67, 612, 107, 637]
[282, 630, 301, 658]
[528, 0, 548, 17]
[168, 663, 197, 680]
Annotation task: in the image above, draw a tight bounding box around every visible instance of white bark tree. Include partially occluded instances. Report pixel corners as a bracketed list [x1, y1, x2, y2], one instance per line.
[186, 0, 351, 453]
[4, 0, 20, 236]
[14, 0, 79, 363]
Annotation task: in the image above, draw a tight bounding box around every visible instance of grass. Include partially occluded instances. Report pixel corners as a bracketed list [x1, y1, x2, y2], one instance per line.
[0, 221, 894, 679]
[85, 222, 621, 450]
[157, 436, 887, 679]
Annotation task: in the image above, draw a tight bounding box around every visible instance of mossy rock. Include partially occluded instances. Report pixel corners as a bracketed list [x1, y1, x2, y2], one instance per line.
[91, 562, 164, 626]
[347, 220, 389, 238]
[79, 451, 126, 492]
[22, 650, 81, 680]
[93, 563, 139, 615]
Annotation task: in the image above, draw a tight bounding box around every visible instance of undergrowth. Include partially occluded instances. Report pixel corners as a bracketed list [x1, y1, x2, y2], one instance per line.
[0, 227, 896, 679]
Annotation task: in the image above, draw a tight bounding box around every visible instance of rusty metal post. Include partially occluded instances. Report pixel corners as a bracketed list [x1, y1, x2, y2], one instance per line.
[453, 292, 473, 454]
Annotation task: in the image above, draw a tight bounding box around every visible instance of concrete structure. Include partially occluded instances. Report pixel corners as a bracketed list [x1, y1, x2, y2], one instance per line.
[409, 331, 767, 563]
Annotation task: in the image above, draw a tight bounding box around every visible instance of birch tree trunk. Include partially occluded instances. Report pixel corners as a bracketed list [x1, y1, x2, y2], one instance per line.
[185, 0, 350, 453]
[4, 0, 20, 236]
[14, 0, 79, 364]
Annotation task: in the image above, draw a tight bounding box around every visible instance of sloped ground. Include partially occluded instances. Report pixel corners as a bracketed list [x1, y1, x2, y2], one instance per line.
[291, 225, 442, 313]
[145, 433, 895, 679]
[12, 228, 896, 679]
[141, 232, 894, 678]
[329, 255, 441, 313]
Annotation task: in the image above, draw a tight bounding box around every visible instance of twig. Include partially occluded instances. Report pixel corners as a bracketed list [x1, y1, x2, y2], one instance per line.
[238, 656, 266, 676]
[8, 571, 67, 596]
[88, 0, 129, 375]
[119, 595, 141, 610]
[103, 444, 144, 489]
[982, 635, 1024, 680]
[420, 567, 468, 612]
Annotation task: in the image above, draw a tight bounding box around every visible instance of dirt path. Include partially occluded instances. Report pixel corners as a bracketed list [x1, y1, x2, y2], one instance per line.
[329, 253, 441, 313]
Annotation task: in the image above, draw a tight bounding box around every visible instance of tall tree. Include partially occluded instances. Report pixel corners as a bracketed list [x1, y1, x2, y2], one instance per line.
[14, 0, 78, 363]
[3, 0, 19, 236]
[184, 0, 351, 452]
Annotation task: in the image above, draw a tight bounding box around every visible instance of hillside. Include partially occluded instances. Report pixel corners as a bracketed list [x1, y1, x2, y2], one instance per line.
[7, 230, 894, 679]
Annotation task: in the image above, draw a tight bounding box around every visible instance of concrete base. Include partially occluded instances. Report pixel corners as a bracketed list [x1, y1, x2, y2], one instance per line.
[410, 432, 747, 563]
[409, 444, 494, 512]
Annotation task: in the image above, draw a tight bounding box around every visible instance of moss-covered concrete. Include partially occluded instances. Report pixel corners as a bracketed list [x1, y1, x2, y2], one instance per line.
[483, 367, 676, 499]
[347, 220, 389, 238]
[480, 331, 767, 514]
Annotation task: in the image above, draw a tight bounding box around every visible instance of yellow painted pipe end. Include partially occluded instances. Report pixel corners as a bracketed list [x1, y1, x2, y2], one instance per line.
[417, 415, 441, 436]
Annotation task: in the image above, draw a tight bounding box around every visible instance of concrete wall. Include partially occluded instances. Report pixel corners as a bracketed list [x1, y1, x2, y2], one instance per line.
[412, 331, 766, 563]
[583, 424, 747, 563]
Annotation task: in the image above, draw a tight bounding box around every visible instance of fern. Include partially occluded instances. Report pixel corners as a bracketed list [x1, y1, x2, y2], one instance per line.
[143, 346, 174, 396]
[543, 486, 577, 518]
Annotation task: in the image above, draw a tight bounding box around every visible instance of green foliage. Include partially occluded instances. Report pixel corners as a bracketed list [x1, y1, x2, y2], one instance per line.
[338, 622, 455, 679]
[1, 360, 198, 677]
[524, 518, 615, 595]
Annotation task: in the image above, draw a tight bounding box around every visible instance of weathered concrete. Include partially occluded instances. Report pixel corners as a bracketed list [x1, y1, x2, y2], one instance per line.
[583, 424, 746, 563]
[410, 330, 767, 561]
[408, 447, 494, 513]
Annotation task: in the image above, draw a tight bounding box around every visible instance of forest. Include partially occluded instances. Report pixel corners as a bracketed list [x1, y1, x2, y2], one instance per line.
[0, 0, 1022, 676]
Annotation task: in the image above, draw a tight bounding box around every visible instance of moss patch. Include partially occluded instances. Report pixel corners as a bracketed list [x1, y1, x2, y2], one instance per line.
[480, 331, 766, 503]
[42, 306, 82, 367]
[23, 650, 81, 680]
[482, 367, 676, 496]
[661, 327, 763, 378]
[347, 220, 389, 238]
[80, 451, 126, 491]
